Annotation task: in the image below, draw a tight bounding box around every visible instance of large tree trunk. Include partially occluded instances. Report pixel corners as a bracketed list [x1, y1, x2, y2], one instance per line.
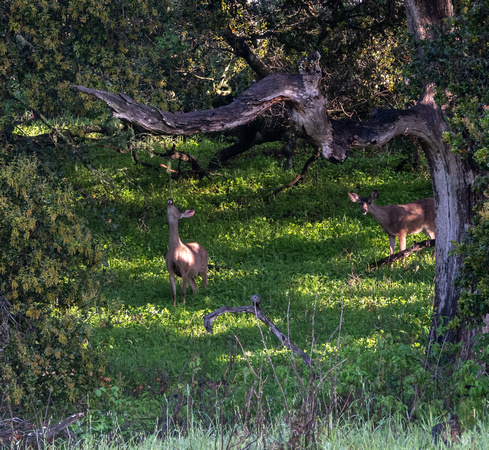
[429, 148, 481, 353]
[403, 0, 483, 355]
[72, 0, 482, 356]
[404, 0, 453, 40]
[415, 90, 479, 348]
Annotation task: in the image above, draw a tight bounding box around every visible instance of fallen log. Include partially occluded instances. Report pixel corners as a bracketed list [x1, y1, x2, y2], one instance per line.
[203, 294, 313, 367]
[368, 239, 435, 271]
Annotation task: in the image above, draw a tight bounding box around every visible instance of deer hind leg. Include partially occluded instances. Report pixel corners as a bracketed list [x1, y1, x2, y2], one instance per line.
[201, 263, 208, 288]
[424, 229, 436, 258]
[399, 233, 407, 252]
[181, 273, 189, 305]
[201, 253, 209, 287]
[188, 277, 199, 294]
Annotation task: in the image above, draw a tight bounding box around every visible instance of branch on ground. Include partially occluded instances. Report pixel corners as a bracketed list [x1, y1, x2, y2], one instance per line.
[203, 295, 313, 367]
[0, 412, 84, 447]
[272, 146, 321, 196]
[368, 239, 435, 271]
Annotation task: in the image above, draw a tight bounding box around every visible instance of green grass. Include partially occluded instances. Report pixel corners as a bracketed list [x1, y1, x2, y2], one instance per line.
[43, 412, 489, 449]
[57, 135, 485, 442]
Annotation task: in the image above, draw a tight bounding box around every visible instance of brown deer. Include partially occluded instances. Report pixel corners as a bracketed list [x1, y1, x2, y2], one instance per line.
[166, 198, 208, 305]
[348, 190, 435, 255]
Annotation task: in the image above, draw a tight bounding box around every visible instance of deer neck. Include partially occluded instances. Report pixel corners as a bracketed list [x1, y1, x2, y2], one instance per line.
[168, 222, 184, 250]
[368, 202, 390, 226]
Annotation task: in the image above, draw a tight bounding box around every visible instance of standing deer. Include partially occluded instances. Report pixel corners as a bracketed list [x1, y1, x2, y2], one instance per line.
[166, 198, 208, 305]
[348, 190, 435, 255]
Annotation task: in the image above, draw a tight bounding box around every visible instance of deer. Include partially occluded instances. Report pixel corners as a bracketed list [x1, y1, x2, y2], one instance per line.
[348, 190, 435, 256]
[166, 198, 208, 305]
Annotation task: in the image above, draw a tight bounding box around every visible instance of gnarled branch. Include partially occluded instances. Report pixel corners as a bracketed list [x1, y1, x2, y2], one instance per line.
[73, 52, 442, 165]
[73, 52, 345, 162]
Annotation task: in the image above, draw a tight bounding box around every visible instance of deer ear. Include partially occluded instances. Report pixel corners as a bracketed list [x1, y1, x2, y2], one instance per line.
[371, 190, 379, 199]
[181, 209, 195, 218]
[348, 192, 359, 202]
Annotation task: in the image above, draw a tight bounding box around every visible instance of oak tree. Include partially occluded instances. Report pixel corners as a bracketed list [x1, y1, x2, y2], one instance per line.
[74, 0, 488, 357]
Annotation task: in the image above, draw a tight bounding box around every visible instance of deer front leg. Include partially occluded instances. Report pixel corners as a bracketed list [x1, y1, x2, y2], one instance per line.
[168, 271, 177, 306]
[388, 235, 396, 255]
[399, 233, 407, 266]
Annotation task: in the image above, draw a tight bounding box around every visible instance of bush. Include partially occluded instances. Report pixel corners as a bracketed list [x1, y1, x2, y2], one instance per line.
[454, 203, 489, 325]
[0, 153, 105, 412]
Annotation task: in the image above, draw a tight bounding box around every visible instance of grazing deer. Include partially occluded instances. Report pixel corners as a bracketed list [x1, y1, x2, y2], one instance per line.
[166, 198, 208, 305]
[348, 190, 435, 255]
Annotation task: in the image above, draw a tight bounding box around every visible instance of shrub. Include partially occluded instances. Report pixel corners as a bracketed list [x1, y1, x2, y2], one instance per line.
[0, 153, 105, 412]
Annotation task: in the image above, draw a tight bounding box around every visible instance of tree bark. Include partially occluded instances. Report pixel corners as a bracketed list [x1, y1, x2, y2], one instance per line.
[402, 0, 484, 355]
[73, 52, 346, 164]
[404, 0, 453, 40]
[221, 28, 271, 80]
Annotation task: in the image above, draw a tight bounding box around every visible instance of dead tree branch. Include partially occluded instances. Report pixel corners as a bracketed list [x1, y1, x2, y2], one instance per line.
[73, 51, 440, 165]
[1, 412, 84, 448]
[203, 295, 313, 367]
[72, 52, 349, 163]
[368, 239, 435, 271]
[272, 146, 321, 196]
